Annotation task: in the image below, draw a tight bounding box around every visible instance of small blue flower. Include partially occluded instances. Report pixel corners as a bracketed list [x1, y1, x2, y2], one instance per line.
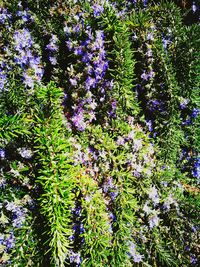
[190, 254, 197, 265]
[0, 148, 5, 159]
[191, 108, 199, 119]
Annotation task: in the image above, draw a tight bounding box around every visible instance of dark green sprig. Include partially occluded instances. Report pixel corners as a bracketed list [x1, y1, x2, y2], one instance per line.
[32, 82, 78, 266]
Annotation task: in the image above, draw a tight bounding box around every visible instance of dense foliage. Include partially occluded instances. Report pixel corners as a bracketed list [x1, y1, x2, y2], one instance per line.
[0, 0, 199, 266]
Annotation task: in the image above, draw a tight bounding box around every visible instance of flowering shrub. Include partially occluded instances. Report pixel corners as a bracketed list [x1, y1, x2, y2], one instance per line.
[0, 0, 199, 266]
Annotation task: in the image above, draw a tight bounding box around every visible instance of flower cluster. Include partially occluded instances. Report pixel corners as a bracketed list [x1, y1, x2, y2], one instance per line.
[46, 34, 59, 65]
[64, 7, 114, 131]
[0, 195, 33, 265]
[0, 7, 11, 25]
[129, 242, 144, 263]
[13, 28, 43, 89]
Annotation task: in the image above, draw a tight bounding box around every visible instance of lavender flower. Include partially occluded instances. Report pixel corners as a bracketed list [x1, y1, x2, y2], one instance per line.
[147, 32, 154, 41]
[129, 243, 144, 263]
[71, 111, 87, 131]
[192, 2, 197, 13]
[163, 194, 178, 210]
[148, 186, 160, 204]
[0, 149, 5, 159]
[149, 214, 159, 228]
[116, 136, 125, 145]
[0, 69, 7, 91]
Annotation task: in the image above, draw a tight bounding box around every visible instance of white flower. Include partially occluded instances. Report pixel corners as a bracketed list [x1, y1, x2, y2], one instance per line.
[18, 147, 33, 159]
[143, 202, 152, 215]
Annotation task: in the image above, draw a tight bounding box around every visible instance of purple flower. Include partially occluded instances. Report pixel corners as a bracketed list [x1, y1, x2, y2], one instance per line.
[191, 108, 199, 118]
[34, 66, 44, 80]
[69, 251, 81, 264]
[191, 226, 197, 232]
[133, 254, 144, 263]
[190, 254, 197, 265]
[12, 212, 26, 227]
[143, 0, 148, 7]
[66, 40, 73, 51]
[71, 111, 86, 131]
[5, 233, 15, 249]
[29, 55, 41, 67]
[0, 8, 11, 24]
[74, 46, 84, 55]
[0, 234, 4, 245]
[85, 76, 96, 90]
[92, 4, 104, 17]
[146, 120, 153, 132]
[192, 158, 200, 181]
[73, 24, 81, 34]
[110, 190, 118, 200]
[16, 10, 32, 22]
[79, 223, 84, 234]
[141, 70, 155, 81]
[82, 52, 93, 63]
[46, 35, 58, 52]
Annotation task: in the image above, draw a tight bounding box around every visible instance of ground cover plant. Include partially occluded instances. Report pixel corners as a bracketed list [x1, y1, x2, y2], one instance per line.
[0, 0, 199, 266]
